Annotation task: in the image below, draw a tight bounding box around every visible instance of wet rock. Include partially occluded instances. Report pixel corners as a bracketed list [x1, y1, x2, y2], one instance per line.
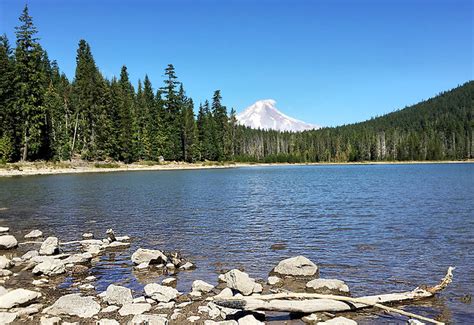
[223, 269, 261, 296]
[214, 288, 233, 300]
[100, 305, 120, 313]
[104, 284, 133, 306]
[39, 237, 59, 255]
[179, 261, 195, 270]
[192, 280, 214, 293]
[144, 283, 179, 302]
[44, 293, 100, 318]
[162, 277, 176, 286]
[306, 279, 350, 294]
[24, 230, 43, 239]
[267, 276, 281, 285]
[131, 248, 168, 265]
[130, 314, 168, 325]
[317, 316, 357, 324]
[0, 256, 12, 269]
[62, 252, 93, 265]
[238, 315, 264, 325]
[0, 312, 17, 324]
[32, 258, 65, 276]
[0, 288, 41, 309]
[22, 250, 39, 260]
[302, 313, 321, 324]
[98, 319, 120, 325]
[40, 316, 62, 325]
[118, 303, 152, 316]
[0, 235, 18, 249]
[273, 256, 318, 277]
[0, 227, 9, 233]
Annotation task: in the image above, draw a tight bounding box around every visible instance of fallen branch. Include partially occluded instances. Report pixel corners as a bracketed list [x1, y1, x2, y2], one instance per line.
[215, 267, 454, 325]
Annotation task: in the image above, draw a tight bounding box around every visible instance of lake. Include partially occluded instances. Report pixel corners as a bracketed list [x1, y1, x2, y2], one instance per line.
[0, 163, 473, 323]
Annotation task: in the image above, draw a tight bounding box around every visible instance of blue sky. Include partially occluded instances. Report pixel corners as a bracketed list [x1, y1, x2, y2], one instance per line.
[1, 0, 472, 126]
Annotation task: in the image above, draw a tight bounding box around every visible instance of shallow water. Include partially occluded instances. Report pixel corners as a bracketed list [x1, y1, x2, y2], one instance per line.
[0, 164, 473, 323]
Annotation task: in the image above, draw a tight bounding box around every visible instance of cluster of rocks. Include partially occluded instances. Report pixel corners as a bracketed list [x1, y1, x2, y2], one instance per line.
[0, 224, 423, 324]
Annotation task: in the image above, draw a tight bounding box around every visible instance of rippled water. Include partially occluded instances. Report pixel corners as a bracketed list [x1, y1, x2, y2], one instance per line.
[0, 164, 473, 323]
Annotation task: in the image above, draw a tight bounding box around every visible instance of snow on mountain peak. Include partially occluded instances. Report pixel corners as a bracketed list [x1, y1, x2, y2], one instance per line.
[236, 99, 319, 132]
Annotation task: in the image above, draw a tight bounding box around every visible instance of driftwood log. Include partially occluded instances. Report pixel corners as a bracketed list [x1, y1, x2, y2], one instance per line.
[215, 267, 454, 325]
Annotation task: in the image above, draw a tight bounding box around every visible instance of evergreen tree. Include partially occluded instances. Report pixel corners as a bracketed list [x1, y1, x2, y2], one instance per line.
[182, 98, 196, 162]
[143, 75, 165, 160]
[0, 35, 16, 161]
[211, 90, 228, 160]
[117, 65, 135, 162]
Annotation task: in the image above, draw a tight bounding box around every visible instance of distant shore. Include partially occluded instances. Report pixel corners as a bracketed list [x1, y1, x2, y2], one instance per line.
[0, 159, 472, 177]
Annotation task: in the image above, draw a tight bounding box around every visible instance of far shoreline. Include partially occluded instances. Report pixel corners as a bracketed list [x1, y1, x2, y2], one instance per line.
[0, 159, 472, 178]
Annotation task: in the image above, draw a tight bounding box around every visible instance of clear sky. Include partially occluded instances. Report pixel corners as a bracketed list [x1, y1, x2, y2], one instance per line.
[1, 0, 472, 126]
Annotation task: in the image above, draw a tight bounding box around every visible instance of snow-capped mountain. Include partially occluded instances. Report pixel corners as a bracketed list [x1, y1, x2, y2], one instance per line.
[236, 99, 319, 132]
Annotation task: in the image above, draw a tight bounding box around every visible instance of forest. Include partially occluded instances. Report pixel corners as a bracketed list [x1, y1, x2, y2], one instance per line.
[1, 6, 473, 164]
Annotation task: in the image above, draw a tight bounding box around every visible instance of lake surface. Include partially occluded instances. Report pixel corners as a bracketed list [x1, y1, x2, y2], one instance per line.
[0, 164, 473, 323]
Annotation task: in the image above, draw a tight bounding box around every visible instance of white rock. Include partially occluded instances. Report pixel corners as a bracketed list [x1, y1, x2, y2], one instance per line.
[306, 279, 350, 293]
[187, 316, 200, 322]
[0, 288, 41, 309]
[32, 258, 65, 276]
[0, 235, 17, 249]
[135, 262, 149, 270]
[85, 275, 96, 282]
[62, 252, 92, 265]
[86, 245, 102, 255]
[144, 283, 179, 302]
[214, 288, 233, 299]
[162, 277, 176, 286]
[408, 320, 426, 325]
[131, 248, 167, 265]
[118, 303, 151, 316]
[43, 293, 100, 318]
[40, 316, 62, 325]
[22, 250, 39, 260]
[189, 291, 202, 298]
[100, 305, 119, 313]
[116, 235, 130, 241]
[267, 276, 281, 285]
[179, 262, 194, 270]
[130, 314, 168, 325]
[32, 278, 49, 286]
[0, 256, 12, 269]
[192, 280, 214, 293]
[39, 237, 59, 255]
[82, 233, 94, 239]
[156, 301, 174, 309]
[133, 296, 146, 303]
[317, 316, 357, 325]
[302, 313, 321, 324]
[0, 312, 16, 324]
[25, 229, 43, 239]
[205, 321, 238, 325]
[223, 269, 261, 296]
[0, 227, 9, 233]
[79, 284, 94, 290]
[106, 241, 130, 249]
[97, 319, 120, 325]
[105, 284, 133, 306]
[238, 315, 264, 325]
[273, 256, 318, 276]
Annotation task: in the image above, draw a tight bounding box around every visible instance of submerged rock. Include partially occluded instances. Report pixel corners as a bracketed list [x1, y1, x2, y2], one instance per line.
[0, 288, 41, 309]
[131, 248, 167, 265]
[104, 284, 133, 306]
[24, 229, 43, 239]
[273, 256, 318, 277]
[223, 269, 261, 296]
[44, 293, 100, 318]
[39, 237, 59, 255]
[144, 283, 179, 302]
[306, 279, 350, 294]
[0, 235, 17, 249]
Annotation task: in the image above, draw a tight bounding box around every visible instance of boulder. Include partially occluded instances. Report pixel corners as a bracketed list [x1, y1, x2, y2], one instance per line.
[82, 233, 94, 239]
[317, 316, 357, 324]
[100, 305, 120, 313]
[32, 258, 65, 276]
[118, 303, 151, 316]
[144, 283, 179, 302]
[267, 276, 281, 285]
[104, 284, 133, 306]
[223, 269, 261, 296]
[238, 315, 264, 325]
[40, 316, 62, 325]
[130, 314, 168, 325]
[24, 230, 43, 239]
[39, 237, 59, 255]
[273, 256, 318, 277]
[306, 279, 350, 294]
[44, 294, 100, 318]
[0, 235, 17, 249]
[205, 321, 238, 325]
[0, 256, 12, 269]
[0, 227, 9, 233]
[179, 262, 195, 270]
[187, 316, 200, 322]
[0, 288, 41, 309]
[131, 249, 167, 265]
[22, 250, 39, 260]
[214, 288, 233, 300]
[0, 312, 17, 324]
[162, 277, 176, 286]
[302, 313, 321, 324]
[192, 280, 214, 293]
[106, 229, 116, 242]
[62, 252, 93, 265]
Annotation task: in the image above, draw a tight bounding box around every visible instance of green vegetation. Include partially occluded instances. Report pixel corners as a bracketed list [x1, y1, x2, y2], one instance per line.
[0, 6, 472, 164]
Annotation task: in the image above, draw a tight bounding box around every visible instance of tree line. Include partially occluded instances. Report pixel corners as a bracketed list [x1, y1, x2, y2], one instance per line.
[1, 6, 472, 164]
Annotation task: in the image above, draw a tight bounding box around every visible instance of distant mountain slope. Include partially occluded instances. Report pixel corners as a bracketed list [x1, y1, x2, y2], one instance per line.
[234, 81, 473, 162]
[237, 99, 319, 132]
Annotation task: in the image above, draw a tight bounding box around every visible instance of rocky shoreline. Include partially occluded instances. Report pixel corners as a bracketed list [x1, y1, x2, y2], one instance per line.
[0, 226, 435, 324]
